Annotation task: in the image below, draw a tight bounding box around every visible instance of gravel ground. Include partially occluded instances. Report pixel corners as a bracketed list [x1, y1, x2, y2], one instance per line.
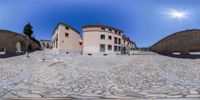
[0, 50, 200, 99]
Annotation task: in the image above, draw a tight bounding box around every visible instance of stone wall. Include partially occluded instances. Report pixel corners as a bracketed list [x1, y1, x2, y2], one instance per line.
[0, 30, 40, 55]
[150, 29, 200, 54]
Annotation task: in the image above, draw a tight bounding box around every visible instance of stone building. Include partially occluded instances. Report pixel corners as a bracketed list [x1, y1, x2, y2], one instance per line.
[82, 24, 136, 55]
[82, 24, 123, 55]
[150, 29, 200, 55]
[0, 30, 40, 55]
[40, 40, 52, 49]
[52, 23, 82, 54]
[51, 23, 136, 55]
[121, 35, 136, 54]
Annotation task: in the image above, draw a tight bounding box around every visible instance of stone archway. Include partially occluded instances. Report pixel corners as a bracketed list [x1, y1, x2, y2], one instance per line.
[16, 42, 22, 53]
[0, 45, 6, 54]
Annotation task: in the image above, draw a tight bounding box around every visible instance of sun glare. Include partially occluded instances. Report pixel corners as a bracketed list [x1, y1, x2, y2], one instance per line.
[165, 9, 187, 20]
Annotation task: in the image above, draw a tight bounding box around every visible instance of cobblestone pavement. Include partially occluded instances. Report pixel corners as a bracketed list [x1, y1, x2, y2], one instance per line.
[0, 50, 200, 99]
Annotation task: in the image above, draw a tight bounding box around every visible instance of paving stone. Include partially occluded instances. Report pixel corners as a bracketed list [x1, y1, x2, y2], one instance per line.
[79, 93, 102, 97]
[30, 90, 44, 94]
[186, 95, 200, 98]
[189, 90, 199, 95]
[94, 90, 103, 94]
[1, 50, 200, 99]
[3, 93, 18, 98]
[165, 95, 183, 98]
[19, 93, 42, 98]
[145, 94, 169, 98]
[44, 94, 69, 98]
[103, 95, 133, 99]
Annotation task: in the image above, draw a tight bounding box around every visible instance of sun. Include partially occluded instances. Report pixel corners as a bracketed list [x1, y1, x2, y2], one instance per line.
[165, 9, 187, 20]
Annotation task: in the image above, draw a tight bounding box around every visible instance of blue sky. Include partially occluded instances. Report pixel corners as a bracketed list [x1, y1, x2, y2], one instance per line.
[1, 0, 200, 47]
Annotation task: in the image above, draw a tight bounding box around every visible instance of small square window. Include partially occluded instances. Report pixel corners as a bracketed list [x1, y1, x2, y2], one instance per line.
[101, 27, 105, 30]
[115, 30, 118, 34]
[108, 36, 112, 40]
[119, 32, 121, 35]
[100, 35, 105, 39]
[65, 26, 69, 30]
[65, 33, 69, 37]
[109, 29, 112, 32]
[79, 42, 82, 45]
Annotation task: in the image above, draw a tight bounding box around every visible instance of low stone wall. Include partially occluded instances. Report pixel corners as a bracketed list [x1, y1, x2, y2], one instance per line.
[0, 30, 40, 55]
[150, 29, 200, 54]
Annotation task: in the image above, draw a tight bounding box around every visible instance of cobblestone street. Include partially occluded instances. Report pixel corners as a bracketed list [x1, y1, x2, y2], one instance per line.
[0, 50, 200, 99]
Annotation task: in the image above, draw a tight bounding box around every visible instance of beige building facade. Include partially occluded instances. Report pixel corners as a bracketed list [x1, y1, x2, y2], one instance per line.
[82, 24, 136, 55]
[52, 23, 82, 54]
[51, 23, 136, 55]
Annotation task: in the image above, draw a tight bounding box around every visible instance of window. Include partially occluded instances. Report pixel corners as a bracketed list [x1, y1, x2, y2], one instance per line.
[114, 37, 117, 44]
[65, 33, 69, 37]
[0, 47, 4, 52]
[100, 44, 105, 52]
[115, 30, 118, 34]
[56, 34, 58, 40]
[118, 46, 121, 51]
[100, 35, 105, 39]
[114, 46, 118, 51]
[79, 42, 82, 45]
[101, 27, 105, 30]
[65, 26, 69, 30]
[119, 32, 121, 35]
[108, 45, 112, 50]
[118, 38, 121, 44]
[108, 36, 112, 40]
[109, 28, 112, 32]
